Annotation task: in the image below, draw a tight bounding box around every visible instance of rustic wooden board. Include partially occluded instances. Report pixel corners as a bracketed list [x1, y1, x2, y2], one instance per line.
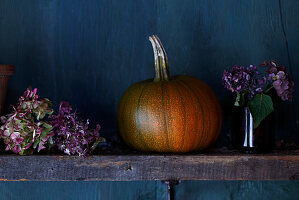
[0, 151, 299, 181]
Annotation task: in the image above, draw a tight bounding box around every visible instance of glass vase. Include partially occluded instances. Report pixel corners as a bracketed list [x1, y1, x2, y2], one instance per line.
[239, 106, 274, 154]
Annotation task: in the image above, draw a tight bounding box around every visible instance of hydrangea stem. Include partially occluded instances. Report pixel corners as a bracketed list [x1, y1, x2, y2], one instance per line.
[265, 86, 274, 94]
[149, 35, 170, 82]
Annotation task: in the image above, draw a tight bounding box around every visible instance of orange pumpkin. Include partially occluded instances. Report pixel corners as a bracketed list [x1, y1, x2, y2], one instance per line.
[118, 35, 222, 153]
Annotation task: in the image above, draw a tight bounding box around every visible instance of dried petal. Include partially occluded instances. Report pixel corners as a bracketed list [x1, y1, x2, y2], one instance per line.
[51, 101, 103, 156]
[261, 60, 294, 101]
[0, 88, 54, 155]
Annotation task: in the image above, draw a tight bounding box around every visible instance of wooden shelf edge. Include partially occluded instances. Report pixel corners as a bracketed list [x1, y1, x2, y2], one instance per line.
[0, 152, 298, 181]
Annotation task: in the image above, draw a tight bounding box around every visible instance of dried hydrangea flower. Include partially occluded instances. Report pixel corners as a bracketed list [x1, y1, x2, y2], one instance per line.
[51, 101, 104, 156]
[222, 64, 268, 98]
[0, 88, 54, 155]
[260, 60, 294, 101]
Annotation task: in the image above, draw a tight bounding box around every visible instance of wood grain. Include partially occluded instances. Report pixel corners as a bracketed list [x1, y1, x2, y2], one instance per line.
[0, 0, 298, 199]
[0, 151, 298, 181]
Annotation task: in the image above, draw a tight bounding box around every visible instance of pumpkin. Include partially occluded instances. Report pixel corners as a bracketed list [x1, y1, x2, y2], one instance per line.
[118, 35, 222, 153]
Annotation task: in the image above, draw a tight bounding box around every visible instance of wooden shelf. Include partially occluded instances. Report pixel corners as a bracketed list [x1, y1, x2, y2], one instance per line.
[0, 150, 299, 181]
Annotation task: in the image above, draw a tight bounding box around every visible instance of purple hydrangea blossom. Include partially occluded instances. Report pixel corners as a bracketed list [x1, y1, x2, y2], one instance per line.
[51, 101, 104, 156]
[222, 65, 267, 97]
[260, 60, 294, 101]
[0, 88, 54, 155]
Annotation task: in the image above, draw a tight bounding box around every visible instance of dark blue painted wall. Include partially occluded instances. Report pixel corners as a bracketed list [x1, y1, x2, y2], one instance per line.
[0, 0, 299, 199]
[0, 181, 299, 200]
[1, 0, 298, 141]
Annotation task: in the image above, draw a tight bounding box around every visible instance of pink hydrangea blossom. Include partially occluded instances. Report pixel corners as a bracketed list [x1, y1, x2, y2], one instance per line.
[0, 88, 54, 155]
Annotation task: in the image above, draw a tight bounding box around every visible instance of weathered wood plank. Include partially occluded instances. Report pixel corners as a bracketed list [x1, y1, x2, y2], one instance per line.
[0, 151, 299, 181]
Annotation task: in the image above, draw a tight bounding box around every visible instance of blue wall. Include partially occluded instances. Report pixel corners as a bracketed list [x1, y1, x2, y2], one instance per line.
[0, 181, 299, 200]
[0, 0, 299, 199]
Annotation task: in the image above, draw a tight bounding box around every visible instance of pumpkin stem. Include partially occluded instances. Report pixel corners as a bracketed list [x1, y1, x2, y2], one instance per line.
[149, 35, 170, 82]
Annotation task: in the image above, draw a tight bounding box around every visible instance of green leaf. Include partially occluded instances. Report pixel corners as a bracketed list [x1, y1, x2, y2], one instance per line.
[40, 130, 48, 139]
[19, 148, 24, 155]
[37, 111, 41, 120]
[240, 93, 246, 106]
[234, 92, 241, 106]
[248, 94, 274, 129]
[33, 140, 39, 149]
[90, 137, 106, 152]
[43, 122, 53, 129]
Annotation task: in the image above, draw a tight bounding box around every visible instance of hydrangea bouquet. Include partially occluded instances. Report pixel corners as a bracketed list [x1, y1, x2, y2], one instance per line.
[51, 101, 105, 156]
[223, 60, 294, 128]
[0, 88, 54, 155]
